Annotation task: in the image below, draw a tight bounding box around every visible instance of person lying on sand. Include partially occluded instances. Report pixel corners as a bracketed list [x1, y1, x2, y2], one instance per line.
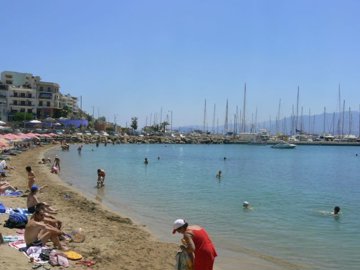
[27, 185, 57, 214]
[24, 207, 68, 250]
[0, 181, 17, 194]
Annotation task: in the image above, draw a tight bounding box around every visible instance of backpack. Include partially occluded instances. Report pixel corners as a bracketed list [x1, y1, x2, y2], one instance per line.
[4, 212, 28, 229]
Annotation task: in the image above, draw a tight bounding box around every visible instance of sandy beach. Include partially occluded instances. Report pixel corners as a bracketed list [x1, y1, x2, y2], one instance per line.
[0, 145, 178, 270]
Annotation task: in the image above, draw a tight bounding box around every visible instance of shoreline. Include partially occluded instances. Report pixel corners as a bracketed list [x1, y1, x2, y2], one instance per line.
[1, 145, 178, 270]
[1, 144, 296, 270]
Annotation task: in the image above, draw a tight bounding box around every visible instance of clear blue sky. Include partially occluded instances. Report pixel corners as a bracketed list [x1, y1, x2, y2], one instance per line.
[1, 0, 360, 128]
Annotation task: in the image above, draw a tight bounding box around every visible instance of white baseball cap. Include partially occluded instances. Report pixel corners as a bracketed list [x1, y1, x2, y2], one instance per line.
[172, 218, 186, 234]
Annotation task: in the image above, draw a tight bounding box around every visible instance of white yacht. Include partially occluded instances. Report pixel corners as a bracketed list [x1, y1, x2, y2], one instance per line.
[271, 141, 296, 149]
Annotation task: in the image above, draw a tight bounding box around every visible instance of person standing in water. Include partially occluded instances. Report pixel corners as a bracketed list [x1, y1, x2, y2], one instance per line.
[97, 169, 106, 188]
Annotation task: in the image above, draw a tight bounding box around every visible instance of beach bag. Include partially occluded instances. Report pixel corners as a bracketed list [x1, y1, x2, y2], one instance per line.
[40, 248, 53, 261]
[49, 250, 70, 267]
[4, 212, 28, 228]
[175, 246, 193, 270]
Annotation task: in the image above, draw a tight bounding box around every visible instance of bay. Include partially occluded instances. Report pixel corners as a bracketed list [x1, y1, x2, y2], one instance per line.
[48, 144, 360, 270]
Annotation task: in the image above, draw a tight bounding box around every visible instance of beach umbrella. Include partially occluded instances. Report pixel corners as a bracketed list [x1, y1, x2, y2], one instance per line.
[0, 141, 8, 148]
[0, 121, 6, 125]
[2, 134, 20, 140]
[29, 120, 42, 124]
[45, 117, 56, 122]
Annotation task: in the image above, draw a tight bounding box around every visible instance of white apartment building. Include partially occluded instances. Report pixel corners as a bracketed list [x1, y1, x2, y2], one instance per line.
[0, 71, 78, 121]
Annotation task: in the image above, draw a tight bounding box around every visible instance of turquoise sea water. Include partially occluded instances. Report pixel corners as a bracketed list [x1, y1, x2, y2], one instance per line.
[48, 144, 360, 270]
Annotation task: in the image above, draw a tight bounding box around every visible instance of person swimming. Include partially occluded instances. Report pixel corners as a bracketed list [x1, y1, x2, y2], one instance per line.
[332, 206, 341, 215]
[243, 201, 252, 210]
[144, 158, 148, 165]
[216, 170, 222, 179]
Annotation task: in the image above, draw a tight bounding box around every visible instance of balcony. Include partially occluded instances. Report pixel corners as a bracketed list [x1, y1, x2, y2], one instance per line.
[10, 103, 33, 107]
[10, 95, 34, 99]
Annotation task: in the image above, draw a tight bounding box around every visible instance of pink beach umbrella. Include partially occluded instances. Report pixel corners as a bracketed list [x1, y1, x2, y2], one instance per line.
[0, 141, 8, 148]
[2, 134, 20, 141]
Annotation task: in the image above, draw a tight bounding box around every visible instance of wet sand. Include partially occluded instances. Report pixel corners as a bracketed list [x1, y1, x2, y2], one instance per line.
[0, 145, 178, 269]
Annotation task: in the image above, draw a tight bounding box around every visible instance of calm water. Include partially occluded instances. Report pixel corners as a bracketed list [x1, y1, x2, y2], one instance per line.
[48, 144, 360, 270]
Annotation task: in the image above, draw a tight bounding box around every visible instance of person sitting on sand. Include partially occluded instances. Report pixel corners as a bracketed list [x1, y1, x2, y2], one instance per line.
[0, 160, 10, 178]
[97, 169, 106, 187]
[27, 185, 56, 214]
[26, 166, 36, 190]
[35, 203, 62, 229]
[38, 158, 46, 164]
[24, 207, 67, 250]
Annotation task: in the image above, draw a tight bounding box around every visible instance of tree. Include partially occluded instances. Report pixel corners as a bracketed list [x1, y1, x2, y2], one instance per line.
[131, 117, 138, 131]
[13, 112, 34, 121]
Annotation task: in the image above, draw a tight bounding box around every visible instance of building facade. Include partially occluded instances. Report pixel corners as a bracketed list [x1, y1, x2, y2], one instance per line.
[0, 71, 78, 121]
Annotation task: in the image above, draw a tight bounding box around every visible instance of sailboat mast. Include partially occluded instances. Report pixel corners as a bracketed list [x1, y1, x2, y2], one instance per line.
[349, 107, 352, 135]
[296, 86, 299, 132]
[242, 83, 246, 132]
[323, 107, 326, 135]
[224, 99, 229, 134]
[341, 100, 345, 137]
[212, 104, 216, 134]
[337, 85, 341, 135]
[308, 108, 311, 134]
[203, 99, 207, 133]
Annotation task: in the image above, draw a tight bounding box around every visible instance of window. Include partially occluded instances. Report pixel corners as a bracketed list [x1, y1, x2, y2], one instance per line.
[14, 92, 18, 97]
[14, 101, 17, 105]
[27, 109, 32, 113]
[40, 86, 43, 91]
[20, 93, 25, 97]
[47, 101, 51, 107]
[20, 101, 25, 106]
[39, 101, 43, 106]
[20, 108, 25, 112]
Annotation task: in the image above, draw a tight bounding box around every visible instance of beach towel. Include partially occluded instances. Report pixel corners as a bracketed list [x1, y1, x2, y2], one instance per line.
[1, 235, 24, 243]
[0, 190, 23, 197]
[6, 208, 31, 215]
[0, 202, 5, 213]
[8, 239, 26, 249]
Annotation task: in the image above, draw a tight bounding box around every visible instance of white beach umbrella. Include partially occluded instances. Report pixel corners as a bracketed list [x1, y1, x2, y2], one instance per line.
[29, 120, 42, 124]
[0, 121, 6, 125]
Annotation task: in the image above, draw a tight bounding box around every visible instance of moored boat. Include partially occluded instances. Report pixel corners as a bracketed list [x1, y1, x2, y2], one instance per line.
[271, 141, 296, 149]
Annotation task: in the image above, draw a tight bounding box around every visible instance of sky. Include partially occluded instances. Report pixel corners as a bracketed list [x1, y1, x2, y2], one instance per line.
[1, 0, 360, 129]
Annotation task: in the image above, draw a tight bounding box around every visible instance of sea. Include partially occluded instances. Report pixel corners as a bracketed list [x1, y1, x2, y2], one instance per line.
[47, 143, 360, 270]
